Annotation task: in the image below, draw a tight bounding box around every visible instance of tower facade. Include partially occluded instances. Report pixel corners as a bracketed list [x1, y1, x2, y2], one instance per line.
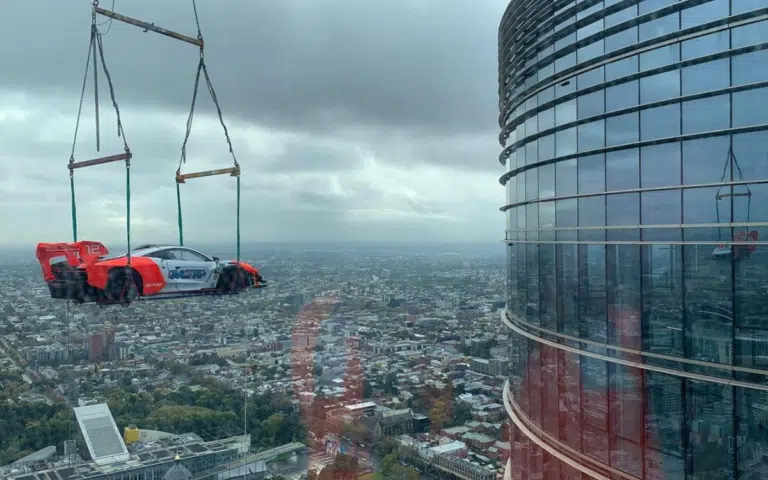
[498, 1, 768, 478]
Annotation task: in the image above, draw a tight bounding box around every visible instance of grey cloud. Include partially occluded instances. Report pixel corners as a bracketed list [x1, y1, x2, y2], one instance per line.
[0, 0, 509, 247]
[0, 0, 507, 136]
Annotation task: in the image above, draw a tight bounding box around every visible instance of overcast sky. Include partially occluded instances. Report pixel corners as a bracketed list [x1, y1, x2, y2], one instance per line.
[0, 0, 507, 249]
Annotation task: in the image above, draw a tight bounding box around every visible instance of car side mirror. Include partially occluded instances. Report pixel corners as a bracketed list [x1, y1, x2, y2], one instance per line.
[213, 256, 220, 262]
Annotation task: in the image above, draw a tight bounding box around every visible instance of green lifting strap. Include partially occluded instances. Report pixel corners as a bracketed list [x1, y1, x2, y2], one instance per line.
[176, 182, 184, 246]
[70, 174, 78, 242]
[175, 167, 241, 261]
[68, 15, 131, 258]
[236, 174, 240, 263]
[126, 161, 132, 265]
[175, 1, 241, 264]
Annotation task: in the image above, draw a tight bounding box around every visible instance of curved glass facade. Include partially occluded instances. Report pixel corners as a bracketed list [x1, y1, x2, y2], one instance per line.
[498, 1, 768, 479]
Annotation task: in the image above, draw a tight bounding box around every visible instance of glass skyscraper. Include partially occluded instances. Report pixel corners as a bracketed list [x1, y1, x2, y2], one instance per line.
[498, 1, 768, 479]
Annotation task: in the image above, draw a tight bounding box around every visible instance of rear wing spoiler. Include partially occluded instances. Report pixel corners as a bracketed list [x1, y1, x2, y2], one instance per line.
[35, 241, 110, 281]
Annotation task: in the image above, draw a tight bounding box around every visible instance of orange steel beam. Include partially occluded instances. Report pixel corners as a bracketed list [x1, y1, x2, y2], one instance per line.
[69, 152, 132, 170]
[176, 166, 240, 183]
[94, 6, 204, 48]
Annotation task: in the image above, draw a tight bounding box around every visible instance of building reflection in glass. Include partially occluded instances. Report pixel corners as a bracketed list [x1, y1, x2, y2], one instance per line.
[499, 0, 768, 478]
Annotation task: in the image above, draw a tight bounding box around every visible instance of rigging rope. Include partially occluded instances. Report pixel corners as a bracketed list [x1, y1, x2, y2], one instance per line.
[176, 0, 241, 263]
[69, 23, 97, 243]
[69, 5, 132, 266]
[715, 147, 752, 243]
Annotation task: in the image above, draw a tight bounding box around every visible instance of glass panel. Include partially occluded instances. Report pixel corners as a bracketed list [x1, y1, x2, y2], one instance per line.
[578, 66, 605, 90]
[732, 49, 768, 86]
[538, 86, 555, 104]
[682, 94, 731, 134]
[578, 90, 605, 119]
[526, 168, 538, 201]
[556, 51, 577, 73]
[686, 382, 734, 478]
[578, 39, 605, 62]
[556, 198, 578, 227]
[606, 80, 639, 111]
[641, 142, 681, 188]
[606, 244, 642, 346]
[732, 19, 768, 49]
[578, 153, 605, 194]
[639, 0, 676, 15]
[607, 5, 636, 26]
[608, 369, 643, 476]
[732, 130, 768, 181]
[556, 127, 578, 157]
[606, 112, 640, 146]
[606, 55, 638, 81]
[607, 192, 639, 226]
[556, 158, 578, 196]
[733, 0, 768, 15]
[539, 133, 556, 161]
[681, 30, 730, 60]
[526, 140, 538, 166]
[682, 135, 731, 184]
[640, 13, 680, 42]
[642, 190, 681, 225]
[557, 76, 577, 98]
[640, 70, 680, 104]
[641, 103, 681, 141]
[735, 389, 768, 480]
[606, 148, 639, 190]
[579, 196, 605, 226]
[605, 27, 638, 53]
[525, 115, 538, 137]
[578, 120, 606, 152]
[556, 99, 578, 126]
[645, 373, 684, 470]
[526, 243, 540, 326]
[639, 44, 680, 71]
[681, 58, 730, 96]
[681, 0, 729, 29]
[642, 239, 684, 354]
[578, 245, 607, 341]
[540, 107, 556, 131]
[733, 86, 768, 127]
[539, 164, 556, 200]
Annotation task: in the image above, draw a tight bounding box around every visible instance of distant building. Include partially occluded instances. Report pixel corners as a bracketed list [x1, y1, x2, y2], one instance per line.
[88, 328, 115, 362]
[1, 403, 252, 480]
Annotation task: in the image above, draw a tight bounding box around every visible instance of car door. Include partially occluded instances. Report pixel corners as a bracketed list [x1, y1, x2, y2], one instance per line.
[162, 248, 216, 291]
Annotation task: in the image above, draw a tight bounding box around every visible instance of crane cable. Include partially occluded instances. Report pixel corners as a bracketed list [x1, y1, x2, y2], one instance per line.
[69, 0, 132, 268]
[176, 0, 241, 264]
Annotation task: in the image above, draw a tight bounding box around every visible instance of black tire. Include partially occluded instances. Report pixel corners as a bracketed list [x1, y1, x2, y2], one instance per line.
[216, 265, 249, 293]
[106, 268, 142, 304]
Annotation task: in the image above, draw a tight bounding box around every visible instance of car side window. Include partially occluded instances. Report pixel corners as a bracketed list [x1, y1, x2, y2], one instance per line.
[147, 249, 173, 260]
[177, 249, 209, 261]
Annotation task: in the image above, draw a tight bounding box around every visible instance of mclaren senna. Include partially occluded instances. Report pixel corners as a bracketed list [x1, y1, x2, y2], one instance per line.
[36, 241, 266, 304]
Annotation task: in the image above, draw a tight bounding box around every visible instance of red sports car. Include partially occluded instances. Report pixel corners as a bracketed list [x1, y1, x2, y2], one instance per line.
[36, 241, 266, 304]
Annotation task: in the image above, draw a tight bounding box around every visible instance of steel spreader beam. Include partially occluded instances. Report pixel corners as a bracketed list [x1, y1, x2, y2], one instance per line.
[69, 152, 132, 170]
[94, 6, 204, 48]
[176, 166, 240, 183]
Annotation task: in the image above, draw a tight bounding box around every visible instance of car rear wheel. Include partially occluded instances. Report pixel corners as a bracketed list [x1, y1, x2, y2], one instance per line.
[106, 268, 142, 304]
[217, 265, 250, 293]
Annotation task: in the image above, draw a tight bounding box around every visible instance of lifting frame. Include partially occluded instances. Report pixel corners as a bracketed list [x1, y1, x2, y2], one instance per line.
[70, 1, 242, 265]
[64, 0, 245, 306]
